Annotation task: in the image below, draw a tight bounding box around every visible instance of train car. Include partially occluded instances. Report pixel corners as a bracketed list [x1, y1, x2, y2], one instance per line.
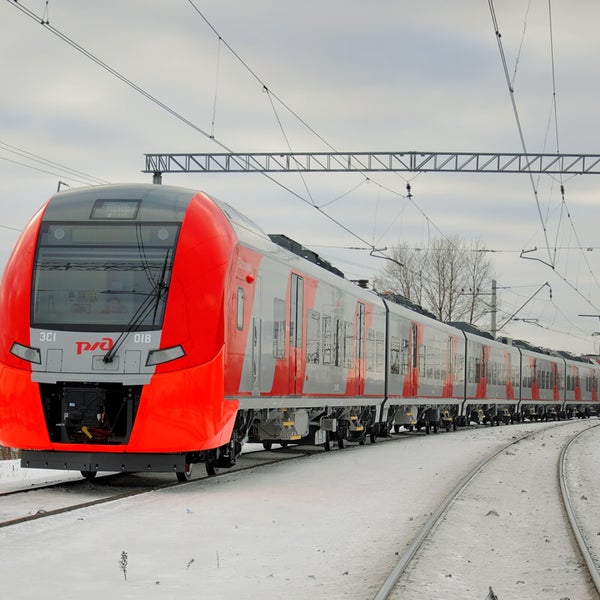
[237, 232, 388, 451]
[457, 329, 521, 425]
[563, 355, 599, 417]
[515, 343, 564, 421]
[382, 296, 465, 433]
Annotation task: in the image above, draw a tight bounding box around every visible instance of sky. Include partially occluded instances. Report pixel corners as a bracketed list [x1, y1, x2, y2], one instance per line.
[0, 421, 598, 599]
[2, 1, 600, 354]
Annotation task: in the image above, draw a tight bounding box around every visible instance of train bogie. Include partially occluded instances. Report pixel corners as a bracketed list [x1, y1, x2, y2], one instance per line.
[392, 405, 418, 432]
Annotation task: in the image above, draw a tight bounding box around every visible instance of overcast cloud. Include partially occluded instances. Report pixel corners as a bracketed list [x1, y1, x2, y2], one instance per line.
[2, 0, 600, 354]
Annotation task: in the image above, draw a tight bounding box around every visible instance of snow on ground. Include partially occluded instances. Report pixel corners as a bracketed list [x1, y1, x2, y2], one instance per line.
[389, 419, 600, 600]
[0, 421, 598, 600]
[0, 461, 85, 492]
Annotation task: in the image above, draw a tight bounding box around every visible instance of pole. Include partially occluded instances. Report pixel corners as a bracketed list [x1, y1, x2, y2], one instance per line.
[491, 279, 497, 338]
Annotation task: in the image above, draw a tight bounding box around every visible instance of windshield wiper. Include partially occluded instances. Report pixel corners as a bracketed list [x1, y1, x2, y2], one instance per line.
[103, 250, 170, 364]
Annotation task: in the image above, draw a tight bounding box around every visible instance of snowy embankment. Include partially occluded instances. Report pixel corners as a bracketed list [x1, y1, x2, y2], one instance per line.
[0, 421, 597, 600]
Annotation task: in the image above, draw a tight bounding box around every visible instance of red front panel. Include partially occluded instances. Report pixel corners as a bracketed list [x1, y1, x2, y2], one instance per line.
[0, 205, 47, 448]
[0, 190, 242, 454]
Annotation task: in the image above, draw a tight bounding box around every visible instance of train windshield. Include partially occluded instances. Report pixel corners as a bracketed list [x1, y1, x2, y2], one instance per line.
[32, 222, 179, 331]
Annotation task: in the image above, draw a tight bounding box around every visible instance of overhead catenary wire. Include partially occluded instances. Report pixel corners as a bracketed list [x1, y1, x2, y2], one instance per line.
[488, 0, 553, 267]
[544, 1, 600, 299]
[7, 1, 599, 350]
[6, 0, 230, 152]
[0, 140, 109, 186]
[488, 0, 600, 324]
[185, 0, 435, 258]
[209, 36, 222, 139]
[5, 0, 420, 264]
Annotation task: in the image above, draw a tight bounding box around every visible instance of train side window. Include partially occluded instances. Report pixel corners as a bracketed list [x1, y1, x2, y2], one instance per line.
[366, 329, 375, 371]
[322, 316, 332, 365]
[433, 346, 441, 380]
[468, 356, 476, 383]
[306, 310, 320, 364]
[420, 345, 427, 378]
[356, 303, 365, 361]
[455, 353, 465, 382]
[273, 298, 286, 359]
[390, 337, 400, 374]
[344, 321, 354, 369]
[499, 362, 505, 384]
[480, 348, 486, 381]
[401, 339, 409, 375]
[375, 331, 384, 373]
[474, 356, 482, 383]
[411, 324, 418, 370]
[333, 318, 341, 367]
[237, 287, 244, 330]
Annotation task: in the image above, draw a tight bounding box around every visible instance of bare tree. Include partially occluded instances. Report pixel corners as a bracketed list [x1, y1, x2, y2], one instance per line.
[374, 236, 496, 327]
[424, 236, 470, 321]
[462, 238, 495, 324]
[372, 243, 427, 305]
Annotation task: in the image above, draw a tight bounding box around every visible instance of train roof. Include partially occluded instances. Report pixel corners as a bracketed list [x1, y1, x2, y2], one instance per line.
[268, 234, 344, 279]
[446, 321, 494, 340]
[377, 292, 438, 320]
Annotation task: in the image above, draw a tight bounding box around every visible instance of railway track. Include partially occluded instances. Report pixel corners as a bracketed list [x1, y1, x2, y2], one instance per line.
[373, 419, 600, 600]
[560, 424, 600, 594]
[0, 444, 321, 529]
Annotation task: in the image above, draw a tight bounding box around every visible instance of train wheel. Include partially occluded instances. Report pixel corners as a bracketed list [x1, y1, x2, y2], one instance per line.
[177, 463, 193, 482]
[205, 462, 218, 477]
[337, 434, 345, 449]
[262, 441, 273, 450]
[393, 424, 401, 433]
[324, 431, 331, 452]
[80, 470, 97, 480]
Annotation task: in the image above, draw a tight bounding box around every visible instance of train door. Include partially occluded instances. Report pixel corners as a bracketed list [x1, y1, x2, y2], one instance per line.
[444, 335, 454, 397]
[410, 323, 419, 395]
[289, 274, 304, 395]
[356, 302, 366, 394]
[251, 317, 261, 396]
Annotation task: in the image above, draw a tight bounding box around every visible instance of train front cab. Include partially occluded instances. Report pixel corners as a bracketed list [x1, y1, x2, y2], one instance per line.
[0, 185, 243, 478]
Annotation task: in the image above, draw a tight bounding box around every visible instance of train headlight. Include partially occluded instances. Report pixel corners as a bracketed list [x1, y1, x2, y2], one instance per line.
[10, 342, 42, 364]
[146, 344, 185, 367]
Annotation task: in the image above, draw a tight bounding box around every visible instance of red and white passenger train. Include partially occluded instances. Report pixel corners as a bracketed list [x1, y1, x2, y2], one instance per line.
[0, 183, 596, 481]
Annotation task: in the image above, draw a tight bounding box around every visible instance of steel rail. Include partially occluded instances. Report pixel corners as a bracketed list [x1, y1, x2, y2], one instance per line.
[0, 445, 323, 529]
[372, 420, 587, 600]
[559, 423, 600, 596]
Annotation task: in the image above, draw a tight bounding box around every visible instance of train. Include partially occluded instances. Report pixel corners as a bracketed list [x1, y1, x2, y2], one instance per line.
[0, 183, 597, 481]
